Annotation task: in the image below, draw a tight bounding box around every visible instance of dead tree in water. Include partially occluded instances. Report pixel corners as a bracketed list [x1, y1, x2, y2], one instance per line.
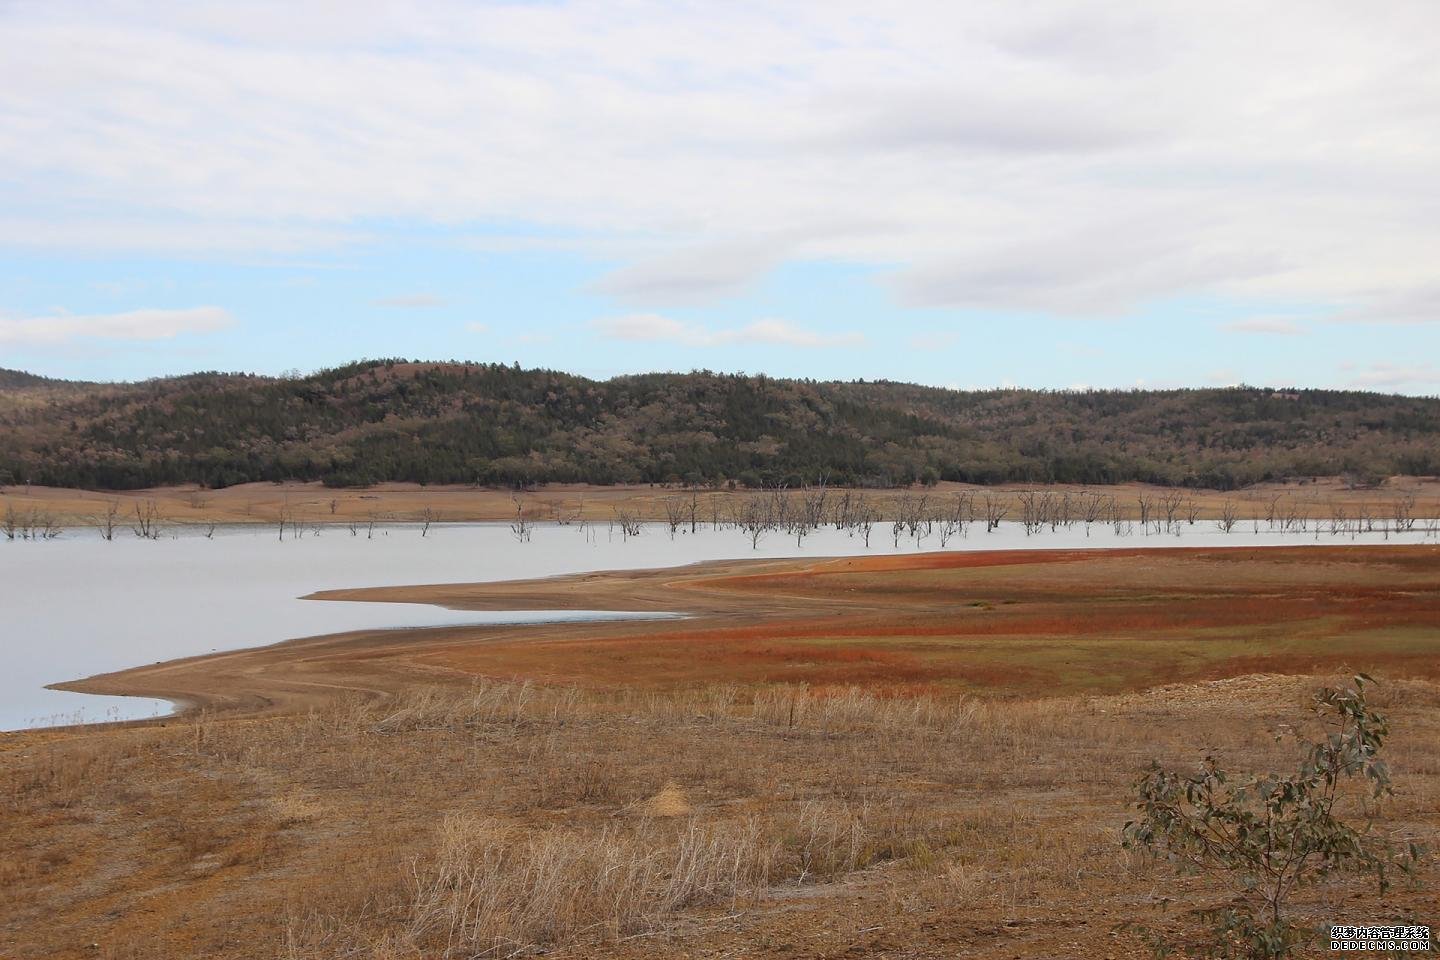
[1, 503, 17, 541]
[420, 506, 437, 538]
[98, 500, 120, 541]
[1136, 494, 1154, 534]
[856, 505, 876, 548]
[133, 500, 162, 540]
[662, 497, 685, 538]
[738, 497, 772, 550]
[20, 510, 62, 540]
[983, 493, 1008, 533]
[1017, 490, 1040, 535]
[1159, 490, 1184, 533]
[1217, 499, 1239, 533]
[1326, 501, 1349, 537]
[612, 507, 642, 540]
[510, 499, 531, 543]
[1080, 491, 1106, 536]
[800, 480, 829, 531]
[1392, 495, 1417, 534]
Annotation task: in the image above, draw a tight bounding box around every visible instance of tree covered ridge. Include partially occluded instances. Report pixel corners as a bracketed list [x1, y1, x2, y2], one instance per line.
[1, 359, 1436, 490]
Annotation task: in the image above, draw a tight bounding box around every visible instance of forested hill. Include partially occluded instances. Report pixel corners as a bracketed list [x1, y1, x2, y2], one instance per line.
[1, 360, 1437, 491]
[0, 368, 75, 390]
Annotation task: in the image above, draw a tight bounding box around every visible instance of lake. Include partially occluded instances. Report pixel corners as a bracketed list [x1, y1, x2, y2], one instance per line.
[2, 518, 1435, 730]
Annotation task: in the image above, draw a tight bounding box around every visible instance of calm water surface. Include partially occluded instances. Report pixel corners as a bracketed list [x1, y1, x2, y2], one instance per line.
[2, 519, 1435, 730]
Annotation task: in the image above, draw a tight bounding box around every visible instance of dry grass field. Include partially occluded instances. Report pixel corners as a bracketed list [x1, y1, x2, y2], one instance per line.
[4, 476, 1440, 529]
[3, 546, 1438, 958]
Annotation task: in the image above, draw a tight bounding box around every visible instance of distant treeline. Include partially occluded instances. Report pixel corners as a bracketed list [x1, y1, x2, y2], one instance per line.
[1, 359, 1437, 491]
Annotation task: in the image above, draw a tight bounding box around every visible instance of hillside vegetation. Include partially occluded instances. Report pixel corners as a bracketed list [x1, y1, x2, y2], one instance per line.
[1, 359, 1436, 490]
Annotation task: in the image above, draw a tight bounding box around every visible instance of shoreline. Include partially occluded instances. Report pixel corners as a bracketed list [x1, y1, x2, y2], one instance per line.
[35, 541, 1440, 736]
[3, 476, 1440, 528]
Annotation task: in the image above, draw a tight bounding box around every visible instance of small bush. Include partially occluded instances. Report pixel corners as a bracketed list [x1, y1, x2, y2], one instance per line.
[1123, 676, 1424, 958]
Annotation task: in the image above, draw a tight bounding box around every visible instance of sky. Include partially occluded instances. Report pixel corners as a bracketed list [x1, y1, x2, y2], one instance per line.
[2, 1, 1439, 393]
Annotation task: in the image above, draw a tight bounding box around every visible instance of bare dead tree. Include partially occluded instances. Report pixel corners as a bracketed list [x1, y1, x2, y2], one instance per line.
[856, 504, 876, 548]
[832, 490, 853, 530]
[612, 507, 642, 540]
[1080, 491, 1105, 536]
[1326, 501, 1348, 537]
[1136, 494, 1154, 534]
[1184, 496, 1200, 525]
[1, 503, 17, 541]
[1017, 490, 1040, 535]
[983, 493, 1008, 533]
[1265, 494, 1283, 530]
[1107, 495, 1130, 536]
[766, 483, 792, 531]
[510, 499, 531, 543]
[737, 496, 772, 550]
[98, 500, 120, 541]
[800, 479, 829, 531]
[662, 497, 685, 538]
[35, 510, 62, 539]
[420, 505, 437, 538]
[133, 500, 162, 540]
[1392, 494, 1417, 534]
[1217, 499, 1239, 534]
[1159, 490, 1184, 533]
[951, 491, 975, 533]
[1053, 492, 1072, 531]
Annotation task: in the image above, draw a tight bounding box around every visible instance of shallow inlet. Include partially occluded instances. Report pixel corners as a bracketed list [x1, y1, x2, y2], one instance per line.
[2, 519, 1436, 730]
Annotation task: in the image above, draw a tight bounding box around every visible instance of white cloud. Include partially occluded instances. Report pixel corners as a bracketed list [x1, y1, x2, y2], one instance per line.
[1223, 316, 1309, 335]
[373, 293, 445, 308]
[464, 321, 490, 334]
[0, 306, 234, 346]
[593, 239, 788, 305]
[594, 314, 863, 349]
[1344, 363, 1440, 391]
[598, 313, 692, 342]
[2, 2, 1440, 321]
[1330, 286, 1440, 325]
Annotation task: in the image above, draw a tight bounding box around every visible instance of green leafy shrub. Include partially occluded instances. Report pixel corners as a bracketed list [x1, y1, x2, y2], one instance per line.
[1123, 676, 1424, 958]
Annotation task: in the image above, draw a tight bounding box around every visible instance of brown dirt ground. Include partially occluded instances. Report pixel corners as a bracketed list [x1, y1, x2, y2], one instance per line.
[3, 545, 1438, 959]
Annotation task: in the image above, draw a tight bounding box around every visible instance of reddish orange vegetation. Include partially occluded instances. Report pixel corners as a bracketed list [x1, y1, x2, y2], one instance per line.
[364, 546, 1440, 697]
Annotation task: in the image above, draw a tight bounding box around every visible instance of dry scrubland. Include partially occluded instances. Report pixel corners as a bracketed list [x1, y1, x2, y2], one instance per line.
[3, 548, 1439, 958]
[3, 476, 1440, 532]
